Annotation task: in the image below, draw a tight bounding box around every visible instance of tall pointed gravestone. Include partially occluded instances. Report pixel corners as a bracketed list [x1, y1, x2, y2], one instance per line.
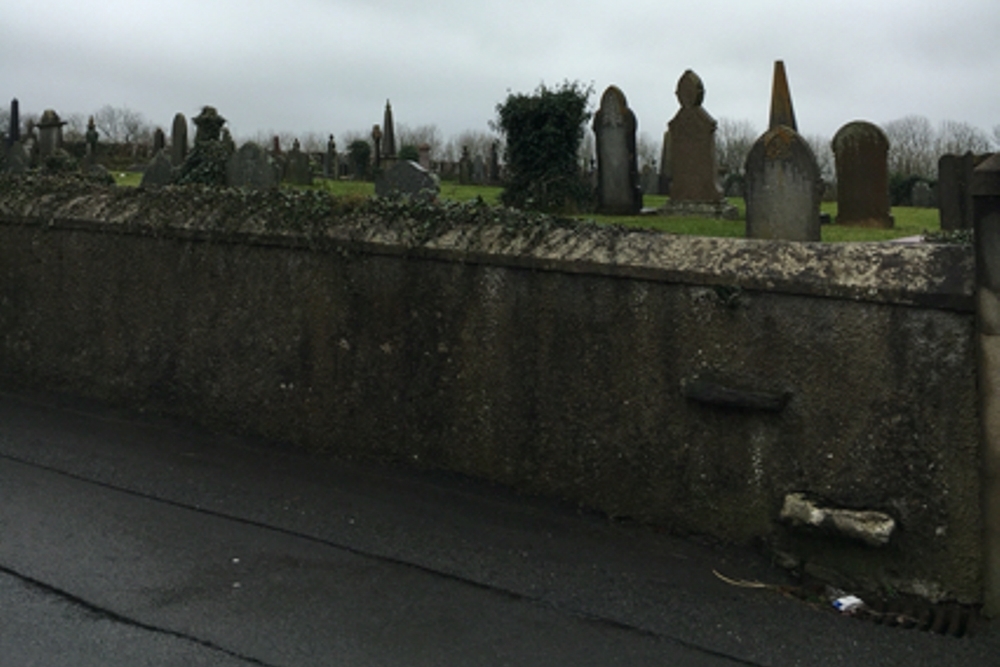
[744, 61, 822, 241]
[382, 100, 397, 169]
[592, 85, 641, 215]
[832, 121, 893, 228]
[660, 70, 736, 218]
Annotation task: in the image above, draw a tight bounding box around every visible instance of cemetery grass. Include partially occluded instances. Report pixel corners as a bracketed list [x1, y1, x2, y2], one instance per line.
[113, 173, 940, 240]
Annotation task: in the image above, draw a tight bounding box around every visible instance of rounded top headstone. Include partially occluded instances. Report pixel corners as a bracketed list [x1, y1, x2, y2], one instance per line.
[832, 120, 888, 155]
[676, 70, 705, 108]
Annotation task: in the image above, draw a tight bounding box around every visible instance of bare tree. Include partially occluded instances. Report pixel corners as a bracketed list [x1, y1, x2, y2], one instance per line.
[397, 124, 443, 159]
[936, 119, 993, 156]
[994, 124, 1000, 150]
[442, 129, 497, 162]
[804, 134, 835, 184]
[883, 115, 936, 178]
[62, 113, 87, 142]
[636, 131, 659, 169]
[715, 117, 758, 176]
[93, 105, 150, 144]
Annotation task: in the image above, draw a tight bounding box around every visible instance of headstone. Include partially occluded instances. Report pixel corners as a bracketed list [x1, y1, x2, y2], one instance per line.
[641, 164, 659, 196]
[227, 142, 279, 190]
[271, 136, 282, 156]
[831, 121, 893, 228]
[769, 60, 797, 131]
[140, 150, 174, 187]
[939, 152, 991, 230]
[374, 160, 439, 202]
[372, 124, 382, 170]
[36, 109, 66, 159]
[285, 139, 313, 186]
[324, 135, 336, 178]
[7, 98, 19, 148]
[382, 100, 396, 159]
[667, 70, 722, 203]
[592, 85, 641, 215]
[170, 113, 188, 166]
[472, 155, 486, 185]
[4, 141, 28, 173]
[745, 124, 822, 241]
[85, 116, 99, 161]
[488, 141, 500, 184]
[418, 143, 431, 171]
[911, 181, 934, 208]
[152, 127, 166, 154]
[458, 146, 472, 185]
[658, 130, 671, 195]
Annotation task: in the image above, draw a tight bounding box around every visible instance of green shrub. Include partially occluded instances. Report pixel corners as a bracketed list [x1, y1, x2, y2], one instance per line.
[494, 81, 593, 214]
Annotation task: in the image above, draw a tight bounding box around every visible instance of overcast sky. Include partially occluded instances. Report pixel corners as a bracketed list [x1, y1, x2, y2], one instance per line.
[2, 0, 998, 146]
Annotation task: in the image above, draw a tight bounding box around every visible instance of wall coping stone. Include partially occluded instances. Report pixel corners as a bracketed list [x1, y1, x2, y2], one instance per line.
[0, 185, 974, 312]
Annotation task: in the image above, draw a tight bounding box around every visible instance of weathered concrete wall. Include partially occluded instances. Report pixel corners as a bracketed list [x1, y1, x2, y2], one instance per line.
[0, 183, 982, 602]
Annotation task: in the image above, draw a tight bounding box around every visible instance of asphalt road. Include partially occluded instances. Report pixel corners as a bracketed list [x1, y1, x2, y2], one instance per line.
[0, 389, 996, 666]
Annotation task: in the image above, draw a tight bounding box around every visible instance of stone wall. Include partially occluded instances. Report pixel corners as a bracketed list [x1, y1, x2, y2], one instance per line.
[0, 183, 982, 603]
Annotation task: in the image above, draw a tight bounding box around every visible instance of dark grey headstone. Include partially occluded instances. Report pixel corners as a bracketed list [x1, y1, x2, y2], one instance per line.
[170, 113, 188, 167]
[7, 98, 19, 148]
[374, 160, 439, 202]
[745, 125, 822, 241]
[939, 153, 989, 230]
[152, 128, 166, 154]
[592, 85, 641, 215]
[832, 121, 893, 228]
[285, 142, 313, 186]
[227, 142, 279, 190]
[140, 150, 175, 187]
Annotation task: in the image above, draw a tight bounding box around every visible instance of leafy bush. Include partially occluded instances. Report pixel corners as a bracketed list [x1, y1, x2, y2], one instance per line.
[348, 139, 371, 180]
[398, 144, 420, 162]
[494, 81, 593, 213]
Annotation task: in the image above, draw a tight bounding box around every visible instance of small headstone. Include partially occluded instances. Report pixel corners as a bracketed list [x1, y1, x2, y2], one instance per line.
[769, 60, 797, 131]
[489, 141, 500, 184]
[36, 109, 65, 159]
[641, 164, 658, 196]
[85, 116, 99, 160]
[374, 160, 439, 202]
[658, 130, 671, 195]
[458, 146, 472, 185]
[140, 150, 175, 187]
[7, 98, 20, 148]
[4, 140, 28, 173]
[592, 85, 641, 215]
[418, 143, 431, 171]
[667, 70, 723, 203]
[170, 113, 188, 166]
[227, 142, 279, 190]
[152, 128, 166, 154]
[285, 139, 313, 186]
[472, 155, 486, 185]
[832, 121, 893, 228]
[911, 181, 934, 208]
[744, 125, 822, 241]
[324, 135, 337, 178]
[371, 125, 382, 170]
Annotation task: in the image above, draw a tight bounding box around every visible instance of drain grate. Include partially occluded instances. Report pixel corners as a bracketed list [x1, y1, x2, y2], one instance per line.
[856, 598, 980, 638]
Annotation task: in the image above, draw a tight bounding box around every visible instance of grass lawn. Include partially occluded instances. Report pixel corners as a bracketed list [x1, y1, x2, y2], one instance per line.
[111, 172, 941, 241]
